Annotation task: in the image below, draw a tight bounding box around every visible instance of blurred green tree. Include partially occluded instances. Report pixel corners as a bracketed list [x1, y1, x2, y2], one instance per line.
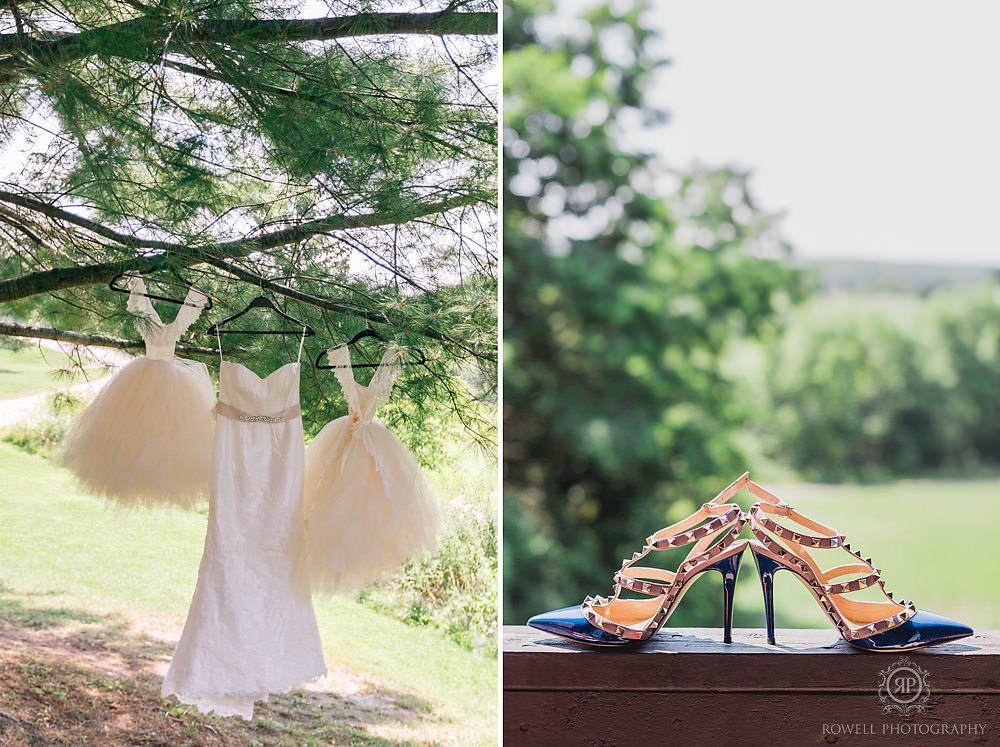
[503, 0, 801, 623]
[762, 287, 1000, 480]
[766, 303, 953, 480]
[935, 286, 1000, 462]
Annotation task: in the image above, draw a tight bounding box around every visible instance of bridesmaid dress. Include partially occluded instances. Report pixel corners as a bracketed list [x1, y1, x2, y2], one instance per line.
[61, 274, 215, 509]
[300, 343, 440, 593]
[162, 339, 326, 719]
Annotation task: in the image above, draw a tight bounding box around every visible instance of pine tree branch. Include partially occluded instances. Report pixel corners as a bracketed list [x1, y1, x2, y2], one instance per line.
[204, 257, 483, 353]
[0, 190, 179, 250]
[0, 256, 163, 304]
[0, 191, 484, 303]
[0, 320, 216, 355]
[0, 11, 497, 62]
[203, 257, 393, 326]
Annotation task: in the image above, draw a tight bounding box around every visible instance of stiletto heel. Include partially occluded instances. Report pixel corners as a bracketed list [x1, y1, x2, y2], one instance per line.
[528, 473, 752, 646]
[746, 479, 973, 652]
[751, 549, 783, 645]
[707, 549, 743, 643]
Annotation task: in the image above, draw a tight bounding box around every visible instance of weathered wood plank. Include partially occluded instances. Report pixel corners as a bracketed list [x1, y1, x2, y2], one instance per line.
[504, 627, 1000, 746]
[505, 692, 999, 746]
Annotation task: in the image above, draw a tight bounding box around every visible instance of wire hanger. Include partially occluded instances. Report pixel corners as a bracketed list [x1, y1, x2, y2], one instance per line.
[315, 328, 427, 369]
[109, 265, 214, 310]
[206, 293, 315, 336]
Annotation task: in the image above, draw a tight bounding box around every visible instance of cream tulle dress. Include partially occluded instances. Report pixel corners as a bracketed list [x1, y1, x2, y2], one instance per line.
[61, 275, 215, 509]
[162, 349, 326, 719]
[301, 344, 440, 593]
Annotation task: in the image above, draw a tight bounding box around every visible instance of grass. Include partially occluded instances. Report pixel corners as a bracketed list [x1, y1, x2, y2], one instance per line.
[728, 479, 1000, 631]
[0, 346, 96, 399]
[0, 443, 497, 745]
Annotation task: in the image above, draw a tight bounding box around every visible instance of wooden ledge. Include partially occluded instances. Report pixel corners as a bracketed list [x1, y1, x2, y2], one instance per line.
[504, 626, 1000, 745]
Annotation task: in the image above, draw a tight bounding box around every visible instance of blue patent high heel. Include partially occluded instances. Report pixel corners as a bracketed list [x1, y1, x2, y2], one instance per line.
[709, 547, 743, 644]
[747, 480, 973, 652]
[751, 550, 783, 646]
[528, 542, 747, 645]
[528, 473, 752, 646]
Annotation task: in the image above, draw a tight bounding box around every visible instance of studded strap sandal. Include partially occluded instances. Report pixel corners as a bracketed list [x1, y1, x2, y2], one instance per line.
[746, 480, 973, 651]
[527, 473, 753, 646]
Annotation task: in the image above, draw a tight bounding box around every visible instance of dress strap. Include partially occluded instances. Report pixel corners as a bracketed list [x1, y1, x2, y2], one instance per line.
[369, 344, 403, 410]
[297, 326, 306, 364]
[126, 273, 164, 328]
[216, 327, 223, 361]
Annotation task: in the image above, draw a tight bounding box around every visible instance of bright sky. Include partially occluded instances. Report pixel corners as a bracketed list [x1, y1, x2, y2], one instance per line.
[640, 0, 1000, 267]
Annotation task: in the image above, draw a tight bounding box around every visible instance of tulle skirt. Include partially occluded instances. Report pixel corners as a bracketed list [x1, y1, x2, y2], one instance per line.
[301, 417, 440, 593]
[61, 357, 215, 509]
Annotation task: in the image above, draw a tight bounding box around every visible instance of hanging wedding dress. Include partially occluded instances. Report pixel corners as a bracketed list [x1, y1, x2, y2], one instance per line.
[300, 344, 440, 593]
[61, 274, 215, 509]
[162, 342, 326, 719]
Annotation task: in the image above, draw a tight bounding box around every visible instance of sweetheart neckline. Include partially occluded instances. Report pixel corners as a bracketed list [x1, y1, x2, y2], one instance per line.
[221, 360, 299, 382]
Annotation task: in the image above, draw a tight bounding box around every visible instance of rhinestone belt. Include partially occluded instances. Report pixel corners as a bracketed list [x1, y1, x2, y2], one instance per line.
[214, 401, 301, 423]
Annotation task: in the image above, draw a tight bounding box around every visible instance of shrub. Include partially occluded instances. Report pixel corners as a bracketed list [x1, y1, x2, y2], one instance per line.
[763, 288, 1000, 480]
[357, 437, 497, 655]
[1, 392, 81, 458]
[933, 286, 1000, 461]
[359, 485, 498, 655]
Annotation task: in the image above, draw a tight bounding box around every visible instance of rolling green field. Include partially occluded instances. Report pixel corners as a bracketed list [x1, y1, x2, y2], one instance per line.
[0, 346, 96, 399]
[0, 443, 497, 744]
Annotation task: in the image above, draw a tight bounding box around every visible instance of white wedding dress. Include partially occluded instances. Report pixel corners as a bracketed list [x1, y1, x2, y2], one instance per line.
[61, 274, 215, 509]
[300, 344, 440, 593]
[162, 355, 327, 719]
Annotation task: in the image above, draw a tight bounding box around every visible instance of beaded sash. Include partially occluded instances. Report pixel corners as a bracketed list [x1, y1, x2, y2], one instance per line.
[214, 402, 301, 424]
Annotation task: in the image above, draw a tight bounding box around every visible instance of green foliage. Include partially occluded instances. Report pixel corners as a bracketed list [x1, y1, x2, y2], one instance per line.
[503, 0, 801, 624]
[763, 287, 1000, 480]
[934, 287, 1000, 459]
[358, 432, 497, 654]
[360, 487, 498, 655]
[354, 399, 497, 655]
[1, 393, 81, 458]
[18, 4, 493, 226]
[2, 417, 66, 457]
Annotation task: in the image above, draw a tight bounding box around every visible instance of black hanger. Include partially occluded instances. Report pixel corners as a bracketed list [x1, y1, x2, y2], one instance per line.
[206, 294, 315, 336]
[109, 267, 214, 310]
[315, 329, 427, 369]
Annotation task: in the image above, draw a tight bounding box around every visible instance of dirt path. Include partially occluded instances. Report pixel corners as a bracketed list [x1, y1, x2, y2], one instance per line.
[0, 339, 130, 427]
[0, 377, 110, 427]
